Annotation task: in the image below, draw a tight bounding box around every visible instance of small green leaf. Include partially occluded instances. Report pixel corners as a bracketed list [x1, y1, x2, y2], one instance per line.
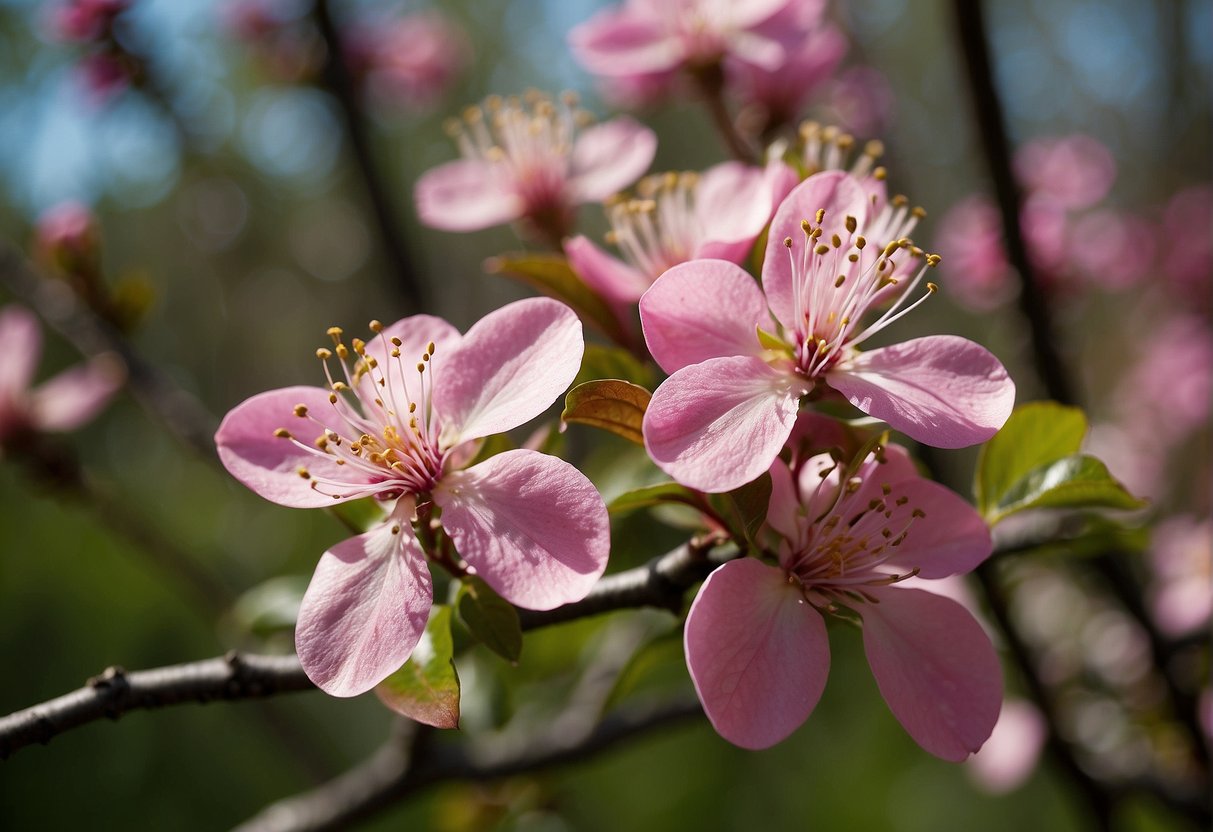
[456, 576, 523, 663]
[608, 481, 706, 515]
[756, 326, 791, 356]
[466, 432, 515, 468]
[375, 605, 460, 729]
[561, 379, 652, 445]
[486, 254, 627, 346]
[574, 343, 654, 389]
[603, 629, 688, 712]
[976, 401, 1087, 514]
[712, 473, 772, 546]
[988, 454, 1147, 524]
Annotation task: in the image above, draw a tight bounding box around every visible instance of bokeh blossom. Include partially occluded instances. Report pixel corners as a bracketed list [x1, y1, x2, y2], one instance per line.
[216, 299, 610, 696]
[684, 444, 1001, 758]
[640, 171, 1015, 492]
[345, 12, 467, 110]
[0, 305, 123, 450]
[415, 92, 657, 244]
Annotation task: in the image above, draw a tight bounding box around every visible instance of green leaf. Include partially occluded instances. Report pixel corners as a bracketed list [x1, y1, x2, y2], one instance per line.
[976, 401, 1087, 514]
[466, 432, 515, 468]
[574, 342, 654, 389]
[608, 481, 705, 515]
[456, 576, 523, 663]
[375, 605, 460, 728]
[756, 326, 792, 357]
[603, 629, 688, 712]
[327, 497, 387, 535]
[988, 454, 1147, 524]
[561, 379, 652, 445]
[710, 473, 772, 546]
[485, 253, 627, 346]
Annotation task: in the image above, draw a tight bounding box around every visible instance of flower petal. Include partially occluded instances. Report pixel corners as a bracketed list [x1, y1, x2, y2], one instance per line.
[726, 0, 796, 29]
[685, 558, 829, 749]
[435, 449, 609, 610]
[859, 586, 1003, 761]
[0, 305, 41, 399]
[414, 159, 523, 232]
[877, 478, 993, 580]
[569, 116, 658, 204]
[694, 161, 797, 263]
[827, 335, 1016, 448]
[357, 314, 462, 417]
[568, 8, 683, 77]
[216, 386, 364, 508]
[639, 259, 770, 374]
[643, 355, 804, 492]
[435, 298, 583, 443]
[564, 234, 651, 308]
[30, 353, 123, 432]
[761, 171, 871, 327]
[295, 517, 433, 697]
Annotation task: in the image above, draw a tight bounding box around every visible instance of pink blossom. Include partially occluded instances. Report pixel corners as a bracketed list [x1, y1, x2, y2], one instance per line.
[820, 66, 895, 138]
[215, 299, 610, 697]
[684, 445, 1001, 757]
[569, 0, 792, 91]
[640, 171, 1015, 492]
[36, 201, 100, 270]
[967, 699, 1047, 792]
[1014, 135, 1116, 212]
[565, 160, 797, 326]
[1149, 516, 1212, 638]
[1118, 313, 1212, 446]
[414, 92, 657, 242]
[50, 0, 129, 43]
[0, 305, 123, 449]
[934, 195, 1013, 311]
[1161, 184, 1212, 309]
[348, 12, 467, 110]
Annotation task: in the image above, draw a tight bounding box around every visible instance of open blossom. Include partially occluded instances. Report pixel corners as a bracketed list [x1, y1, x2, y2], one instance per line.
[414, 92, 656, 242]
[215, 299, 610, 697]
[684, 444, 1001, 757]
[565, 161, 797, 326]
[569, 0, 793, 88]
[0, 305, 123, 449]
[640, 171, 1015, 493]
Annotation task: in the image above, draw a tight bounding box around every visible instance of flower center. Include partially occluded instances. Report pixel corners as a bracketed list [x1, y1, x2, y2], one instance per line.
[780, 201, 940, 380]
[799, 121, 886, 179]
[605, 171, 701, 281]
[274, 321, 445, 501]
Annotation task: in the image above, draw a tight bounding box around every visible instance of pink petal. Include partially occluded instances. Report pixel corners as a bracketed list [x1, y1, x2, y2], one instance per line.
[860, 586, 1003, 761]
[30, 353, 123, 432]
[568, 116, 658, 204]
[0, 305, 41, 399]
[726, 30, 786, 70]
[726, 0, 795, 29]
[766, 458, 801, 541]
[967, 699, 1047, 793]
[761, 171, 871, 327]
[216, 385, 363, 509]
[694, 161, 797, 263]
[434, 449, 609, 610]
[357, 314, 462, 410]
[639, 259, 770, 374]
[567, 8, 683, 77]
[295, 518, 433, 697]
[685, 558, 829, 749]
[827, 335, 1016, 449]
[875, 478, 993, 580]
[564, 234, 651, 308]
[643, 355, 804, 492]
[435, 298, 583, 443]
[414, 159, 523, 231]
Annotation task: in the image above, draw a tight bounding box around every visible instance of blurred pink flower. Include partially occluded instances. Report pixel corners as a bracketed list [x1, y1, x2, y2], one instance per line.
[967, 699, 1048, 793]
[0, 305, 123, 449]
[640, 171, 1015, 492]
[51, 0, 128, 43]
[36, 201, 99, 269]
[1067, 208, 1156, 290]
[569, 0, 793, 89]
[1149, 516, 1212, 638]
[349, 12, 468, 109]
[934, 195, 1013, 311]
[1162, 184, 1212, 309]
[414, 92, 656, 242]
[1014, 135, 1116, 211]
[565, 160, 797, 326]
[684, 445, 1001, 757]
[1120, 313, 1212, 445]
[820, 66, 895, 138]
[215, 300, 610, 696]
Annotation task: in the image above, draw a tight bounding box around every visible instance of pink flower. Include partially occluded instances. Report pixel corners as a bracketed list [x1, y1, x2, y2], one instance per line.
[36, 201, 100, 270]
[967, 699, 1047, 792]
[820, 66, 895, 138]
[1162, 184, 1212, 310]
[684, 445, 1001, 757]
[348, 12, 468, 110]
[934, 194, 1014, 311]
[569, 0, 792, 90]
[215, 299, 610, 696]
[50, 0, 128, 43]
[640, 171, 1016, 492]
[1014, 135, 1116, 212]
[0, 305, 123, 448]
[565, 160, 797, 326]
[1149, 516, 1212, 638]
[414, 92, 657, 243]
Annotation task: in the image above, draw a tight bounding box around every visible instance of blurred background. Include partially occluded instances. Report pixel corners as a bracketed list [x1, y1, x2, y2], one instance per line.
[0, 0, 1208, 828]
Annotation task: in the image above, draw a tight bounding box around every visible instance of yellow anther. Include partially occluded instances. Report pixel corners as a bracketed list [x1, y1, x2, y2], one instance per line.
[892, 194, 908, 207]
[831, 233, 842, 248]
[883, 241, 900, 258]
[351, 338, 366, 354]
[427, 341, 436, 355]
[874, 166, 887, 181]
[856, 236, 867, 249]
[390, 336, 402, 347]
[926, 282, 939, 293]
[314, 436, 328, 450]
[293, 404, 308, 418]
[316, 348, 332, 360]
[391, 349, 400, 358]
[273, 428, 292, 439]
[834, 275, 846, 288]
[408, 402, 417, 413]
[912, 206, 926, 218]
[329, 393, 338, 404]
[369, 320, 383, 333]
[332, 381, 349, 392]
[845, 215, 857, 234]
[926, 254, 942, 267]
[416, 362, 426, 373]
[335, 344, 349, 360]
[815, 208, 826, 224]
[783, 236, 794, 248]
[297, 467, 310, 479]
[815, 244, 830, 255]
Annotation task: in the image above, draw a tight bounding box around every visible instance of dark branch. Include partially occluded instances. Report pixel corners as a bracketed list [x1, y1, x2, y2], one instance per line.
[234, 698, 704, 832]
[0, 653, 311, 760]
[952, 0, 1075, 405]
[312, 0, 425, 309]
[0, 247, 218, 458]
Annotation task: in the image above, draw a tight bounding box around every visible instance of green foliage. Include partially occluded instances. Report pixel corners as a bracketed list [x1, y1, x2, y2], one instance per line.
[456, 576, 523, 663]
[375, 606, 461, 729]
[708, 473, 773, 547]
[575, 342, 654, 389]
[976, 401, 1145, 525]
[608, 481, 705, 515]
[485, 253, 629, 346]
[561, 379, 652, 445]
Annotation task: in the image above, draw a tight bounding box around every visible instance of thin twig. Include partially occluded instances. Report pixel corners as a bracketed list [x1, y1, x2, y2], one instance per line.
[312, 0, 425, 309]
[689, 63, 755, 164]
[0, 246, 218, 458]
[234, 697, 704, 832]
